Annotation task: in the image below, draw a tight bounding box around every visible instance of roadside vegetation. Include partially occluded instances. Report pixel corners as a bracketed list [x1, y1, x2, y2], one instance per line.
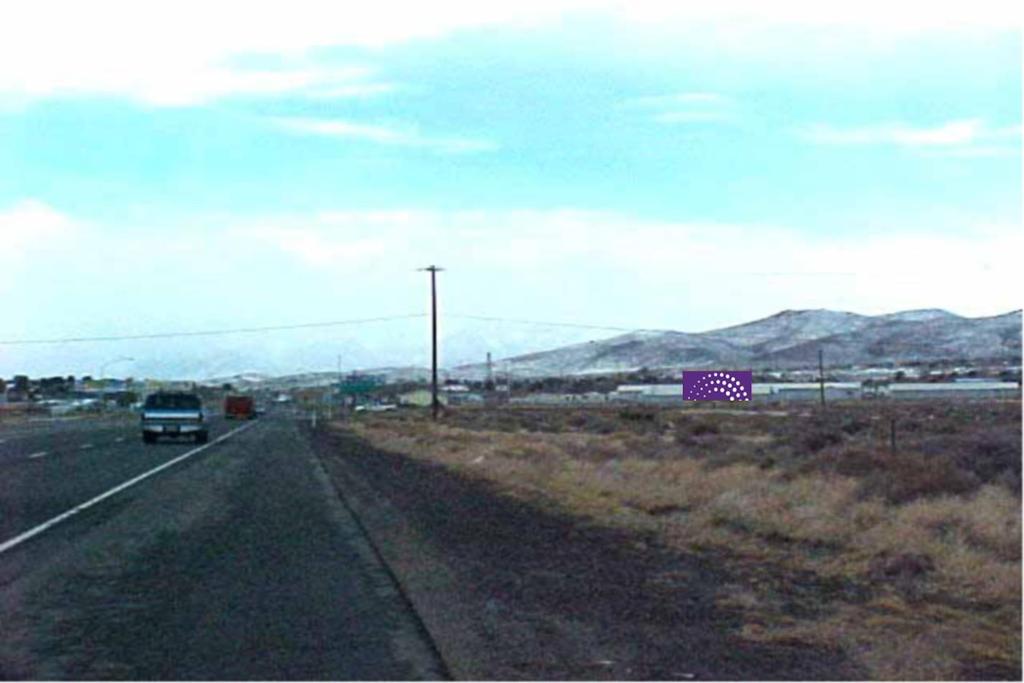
[341, 401, 1021, 680]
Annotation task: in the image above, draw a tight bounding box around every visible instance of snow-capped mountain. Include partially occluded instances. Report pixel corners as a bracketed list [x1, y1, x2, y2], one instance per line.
[451, 309, 1023, 379]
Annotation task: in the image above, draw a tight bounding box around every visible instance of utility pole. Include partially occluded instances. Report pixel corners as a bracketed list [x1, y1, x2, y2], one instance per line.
[818, 348, 826, 408]
[419, 265, 444, 419]
[336, 354, 342, 418]
[486, 352, 494, 390]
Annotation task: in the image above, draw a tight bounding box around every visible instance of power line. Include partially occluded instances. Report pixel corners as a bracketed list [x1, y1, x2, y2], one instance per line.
[0, 314, 427, 346]
[1, 312, 679, 348]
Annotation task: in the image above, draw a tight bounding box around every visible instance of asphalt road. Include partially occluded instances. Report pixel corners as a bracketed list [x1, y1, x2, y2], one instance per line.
[0, 411, 445, 680]
[0, 414, 234, 543]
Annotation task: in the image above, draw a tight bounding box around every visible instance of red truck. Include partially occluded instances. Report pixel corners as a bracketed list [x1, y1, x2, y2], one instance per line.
[224, 394, 257, 420]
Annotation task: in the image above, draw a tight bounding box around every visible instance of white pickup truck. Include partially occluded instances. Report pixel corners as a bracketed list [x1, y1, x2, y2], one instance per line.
[141, 391, 208, 444]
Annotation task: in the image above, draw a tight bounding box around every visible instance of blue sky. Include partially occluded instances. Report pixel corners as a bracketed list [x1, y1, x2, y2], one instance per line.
[1, 2, 1021, 377]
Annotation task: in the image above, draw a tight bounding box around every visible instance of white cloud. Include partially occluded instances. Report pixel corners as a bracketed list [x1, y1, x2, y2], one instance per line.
[616, 1, 1021, 34]
[1, 1, 1017, 105]
[0, 1, 591, 105]
[653, 111, 732, 124]
[0, 200, 78, 254]
[3, 204, 1019, 319]
[0, 200, 84, 302]
[918, 145, 1021, 159]
[231, 226, 396, 267]
[304, 83, 399, 99]
[799, 119, 984, 146]
[0, 51, 391, 107]
[628, 92, 726, 107]
[797, 119, 1021, 157]
[626, 92, 734, 125]
[217, 208, 1024, 319]
[271, 117, 498, 153]
[130, 66, 389, 107]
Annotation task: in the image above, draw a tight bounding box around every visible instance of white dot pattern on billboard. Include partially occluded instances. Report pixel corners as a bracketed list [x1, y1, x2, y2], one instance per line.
[683, 370, 752, 401]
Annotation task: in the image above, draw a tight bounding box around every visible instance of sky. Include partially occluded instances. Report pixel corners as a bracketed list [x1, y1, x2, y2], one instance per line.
[0, 1, 1021, 378]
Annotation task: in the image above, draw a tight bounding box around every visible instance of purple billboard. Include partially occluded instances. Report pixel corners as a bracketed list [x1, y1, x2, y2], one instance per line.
[683, 370, 753, 401]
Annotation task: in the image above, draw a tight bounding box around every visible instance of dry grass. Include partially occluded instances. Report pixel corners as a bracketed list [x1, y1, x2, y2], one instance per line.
[341, 401, 1021, 679]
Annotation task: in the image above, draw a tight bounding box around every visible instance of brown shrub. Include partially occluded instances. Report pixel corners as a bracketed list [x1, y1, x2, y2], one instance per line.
[813, 446, 888, 479]
[690, 421, 720, 436]
[672, 419, 727, 449]
[917, 429, 1022, 491]
[868, 551, 935, 582]
[567, 412, 620, 434]
[618, 408, 656, 422]
[799, 427, 844, 454]
[858, 451, 979, 504]
[839, 415, 872, 435]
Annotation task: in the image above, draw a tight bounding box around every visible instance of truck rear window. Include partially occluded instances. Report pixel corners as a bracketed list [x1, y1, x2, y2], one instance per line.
[144, 394, 201, 410]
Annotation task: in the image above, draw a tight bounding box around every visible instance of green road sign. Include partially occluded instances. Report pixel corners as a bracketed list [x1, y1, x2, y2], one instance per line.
[338, 375, 383, 395]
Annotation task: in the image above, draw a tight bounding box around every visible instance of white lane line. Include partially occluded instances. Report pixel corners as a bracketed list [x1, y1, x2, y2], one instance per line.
[28, 451, 48, 459]
[114, 437, 125, 443]
[0, 421, 257, 557]
[80, 443, 93, 450]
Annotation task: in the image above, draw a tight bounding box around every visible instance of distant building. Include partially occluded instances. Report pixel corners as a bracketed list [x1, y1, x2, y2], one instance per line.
[292, 387, 332, 405]
[612, 385, 681, 402]
[438, 383, 484, 405]
[510, 393, 570, 405]
[398, 390, 448, 407]
[447, 392, 485, 406]
[756, 382, 862, 402]
[884, 382, 1020, 400]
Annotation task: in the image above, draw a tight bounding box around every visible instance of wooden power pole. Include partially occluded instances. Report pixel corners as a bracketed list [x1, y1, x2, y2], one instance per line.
[419, 265, 443, 419]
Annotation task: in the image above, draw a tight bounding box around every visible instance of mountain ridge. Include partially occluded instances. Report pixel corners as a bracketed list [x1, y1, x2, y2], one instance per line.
[450, 308, 1022, 379]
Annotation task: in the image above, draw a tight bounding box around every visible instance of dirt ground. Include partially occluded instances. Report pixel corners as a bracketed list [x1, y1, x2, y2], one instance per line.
[310, 424, 863, 680]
